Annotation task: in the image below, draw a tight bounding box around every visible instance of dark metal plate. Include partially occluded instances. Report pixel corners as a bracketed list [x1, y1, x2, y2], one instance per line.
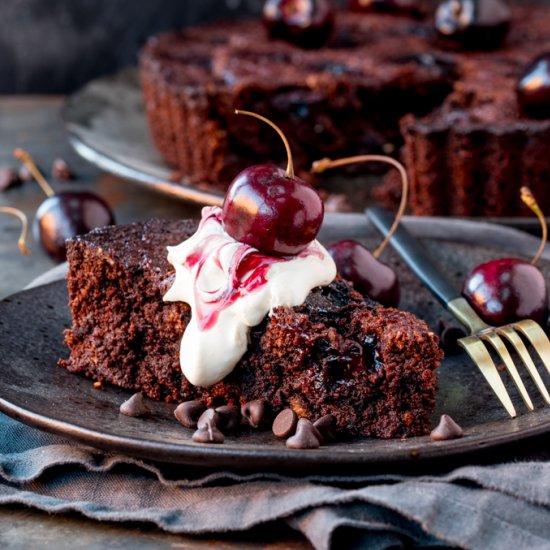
[0, 233, 549, 471]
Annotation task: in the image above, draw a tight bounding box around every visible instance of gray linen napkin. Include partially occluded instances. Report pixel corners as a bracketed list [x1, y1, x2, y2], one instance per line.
[0, 411, 549, 550]
[6, 221, 550, 550]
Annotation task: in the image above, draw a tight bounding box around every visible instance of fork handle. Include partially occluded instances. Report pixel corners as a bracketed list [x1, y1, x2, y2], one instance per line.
[367, 206, 460, 305]
[367, 207, 489, 333]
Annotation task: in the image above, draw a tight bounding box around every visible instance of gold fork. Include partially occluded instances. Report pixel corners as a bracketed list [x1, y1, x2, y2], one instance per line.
[368, 206, 550, 418]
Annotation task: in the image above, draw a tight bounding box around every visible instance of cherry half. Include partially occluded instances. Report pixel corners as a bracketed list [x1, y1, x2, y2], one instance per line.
[435, 0, 511, 50]
[14, 149, 115, 262]
[348, 0, 421, 14]
[462, 187, 549, 325]
[312, 154, 409, 307]
[263, 0, 334, 49]
[222, 111, 324, 256]
[516, 53, 550, 119]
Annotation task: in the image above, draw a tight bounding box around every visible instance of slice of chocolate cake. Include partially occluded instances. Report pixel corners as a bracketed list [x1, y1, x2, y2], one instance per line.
[60, 219, 442, 438]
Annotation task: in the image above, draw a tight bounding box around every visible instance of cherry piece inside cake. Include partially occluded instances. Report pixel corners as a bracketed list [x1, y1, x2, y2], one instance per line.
[60, 216, 442, 438]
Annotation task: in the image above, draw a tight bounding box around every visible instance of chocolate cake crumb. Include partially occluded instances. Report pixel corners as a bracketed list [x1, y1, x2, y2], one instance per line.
[52, 158, 75, 181]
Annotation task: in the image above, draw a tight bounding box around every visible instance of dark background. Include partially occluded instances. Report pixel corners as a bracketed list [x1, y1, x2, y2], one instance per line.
[0, 0, 264, 94]
[0, 1, 546, 94]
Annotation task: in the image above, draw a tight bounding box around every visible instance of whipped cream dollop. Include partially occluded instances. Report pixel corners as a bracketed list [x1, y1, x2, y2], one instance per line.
[163, 206, 336, 387]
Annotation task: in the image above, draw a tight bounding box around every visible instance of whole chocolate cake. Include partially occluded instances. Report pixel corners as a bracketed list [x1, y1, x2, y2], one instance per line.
[139, 4, 550, 216]
[60, 219, 442, 438]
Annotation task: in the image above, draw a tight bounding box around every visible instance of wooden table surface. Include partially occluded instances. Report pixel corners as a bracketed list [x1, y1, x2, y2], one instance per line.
[0, 96, 204, 299]
[0, 97, 310, 549]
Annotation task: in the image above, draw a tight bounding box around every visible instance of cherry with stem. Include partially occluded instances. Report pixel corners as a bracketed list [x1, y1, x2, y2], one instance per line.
[462, 186, 548, 325]
[222, 110, 324, 256]
[311, 155, 408, 307]
[13, 149, 115, 262]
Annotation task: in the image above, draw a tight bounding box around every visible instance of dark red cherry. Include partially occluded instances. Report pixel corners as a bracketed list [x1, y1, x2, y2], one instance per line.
[517, 53, 550, 119]
[14, 149, 115, 263]
[263, 0, 334, 49]
[462, 258, 548, 326]
[435, 0, 510, 50]
[328, 240, 400, 307]
[35, 191, 115, 262]
[222, 164, 323, 256]
[348, 0, 421, 14]
[224, 110, 324, 255]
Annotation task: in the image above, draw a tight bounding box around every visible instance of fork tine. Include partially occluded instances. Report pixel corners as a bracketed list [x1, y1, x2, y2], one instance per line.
[458, 336, 517, 418]
[513, 320, 550, 378]
[498, 326, 550, 406]
[482, 333, 534, 411]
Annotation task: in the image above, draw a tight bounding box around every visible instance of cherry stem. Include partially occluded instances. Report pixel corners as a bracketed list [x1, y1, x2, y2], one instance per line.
[235, 110, 295, 178]
[13, 148, 55, 198]
[0, 206, 30, 255]
[520, 186, 547, 266]
[312, 155, 408, 258]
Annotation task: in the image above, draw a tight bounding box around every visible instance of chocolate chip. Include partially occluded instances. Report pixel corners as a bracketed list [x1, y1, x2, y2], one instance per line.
[174, 400, 206, 428]
[52, 158, 75, 181]
[437, 318, 467, 355]
[192, 426, 224, 444]
[119, 392, 151, 418]
[430, 414, 464, 441]
[0, 167, 21, 192]
[313, 414, 338, 442]
[272, 409, 298, 439]
[197, 408, 221, 431]
[286, 418, 321, 449]
[241, 399, 270, 428]
[215, 405, 241, 430]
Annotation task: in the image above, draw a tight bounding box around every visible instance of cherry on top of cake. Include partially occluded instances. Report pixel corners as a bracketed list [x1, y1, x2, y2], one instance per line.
[222, 110, 324, 255]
